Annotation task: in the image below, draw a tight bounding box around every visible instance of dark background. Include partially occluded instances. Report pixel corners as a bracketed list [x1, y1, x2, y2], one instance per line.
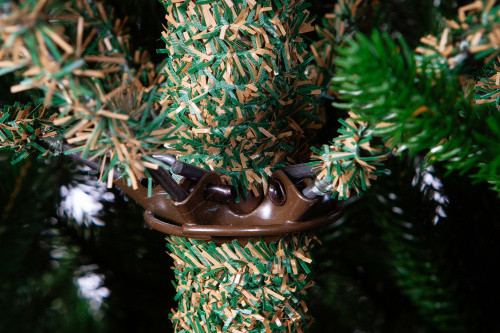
[2, 0, 499, 332]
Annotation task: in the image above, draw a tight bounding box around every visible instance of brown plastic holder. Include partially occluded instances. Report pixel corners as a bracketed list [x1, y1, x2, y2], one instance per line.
[114, 168, 344, 244]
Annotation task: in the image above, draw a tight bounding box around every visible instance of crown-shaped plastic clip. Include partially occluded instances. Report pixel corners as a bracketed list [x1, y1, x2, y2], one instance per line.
[114, 156, 344, 244]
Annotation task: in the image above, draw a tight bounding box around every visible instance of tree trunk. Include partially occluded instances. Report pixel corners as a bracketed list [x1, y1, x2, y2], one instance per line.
[166, 234, 318, 332]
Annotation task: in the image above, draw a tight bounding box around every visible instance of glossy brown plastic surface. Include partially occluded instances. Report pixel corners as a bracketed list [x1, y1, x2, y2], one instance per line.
[115, 170, 343, 242]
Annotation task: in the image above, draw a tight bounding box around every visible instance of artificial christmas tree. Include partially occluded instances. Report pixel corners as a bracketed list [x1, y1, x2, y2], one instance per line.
[2, 0, 500, 332]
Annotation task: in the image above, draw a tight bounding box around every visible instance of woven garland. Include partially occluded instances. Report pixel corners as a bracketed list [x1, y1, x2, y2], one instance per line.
[166, 235, 319, 333]
[308, 112, 388, 200]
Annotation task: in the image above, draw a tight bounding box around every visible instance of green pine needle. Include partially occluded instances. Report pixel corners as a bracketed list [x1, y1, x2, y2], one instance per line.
[331, 28, 500, 195]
